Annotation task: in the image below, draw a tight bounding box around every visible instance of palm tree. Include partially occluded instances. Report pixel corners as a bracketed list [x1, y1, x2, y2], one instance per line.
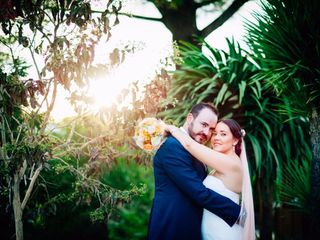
[244, 0, 320, 237]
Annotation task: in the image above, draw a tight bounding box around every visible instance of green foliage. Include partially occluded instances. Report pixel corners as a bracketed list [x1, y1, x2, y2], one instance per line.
[23, 156, 153, 240]
[160, 38, 260, 122]
[23, 154, 148, 238]
[0, 39, 30, 76]
[244, 0, 320, 115]
[24, 157, 107, 240]
[102, 158, 154, 240]
[0, 70, 51, 172]
[243, 0, 319, 212]
[280, 158, 311, 210]
[18, 109, 154, 238]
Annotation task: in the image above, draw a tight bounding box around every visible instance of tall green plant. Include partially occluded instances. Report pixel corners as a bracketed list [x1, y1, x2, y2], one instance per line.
[244, 0, 319, 237]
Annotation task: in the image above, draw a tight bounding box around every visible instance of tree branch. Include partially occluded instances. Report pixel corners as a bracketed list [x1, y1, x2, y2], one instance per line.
[117, 12, 162, 22]
[28, 33, 41, 79]
[18, 160, 27, 180]
[21, 163, 43, 211]
[201, 0, 249, 38]
[35, 78, 54, 115]
[66, 120, 76, 144]
[40, 77, 57, 135]
[90, 8, 163, 22]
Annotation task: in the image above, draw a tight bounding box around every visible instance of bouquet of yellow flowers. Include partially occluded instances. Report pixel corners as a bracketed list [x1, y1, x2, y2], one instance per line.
[133, 117, 166, 152]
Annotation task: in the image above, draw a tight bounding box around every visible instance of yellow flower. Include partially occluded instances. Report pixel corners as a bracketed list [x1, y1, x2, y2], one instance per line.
[133, 117, 166, 152]
[143, 143, 153, 151]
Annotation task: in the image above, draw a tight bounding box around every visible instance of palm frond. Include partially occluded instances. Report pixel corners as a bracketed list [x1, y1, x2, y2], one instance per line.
[280, 158, 311, 209]
[244, 0, 320, 113]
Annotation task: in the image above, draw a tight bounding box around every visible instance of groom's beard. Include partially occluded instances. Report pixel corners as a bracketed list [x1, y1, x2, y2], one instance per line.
[188, 122, 209, 144]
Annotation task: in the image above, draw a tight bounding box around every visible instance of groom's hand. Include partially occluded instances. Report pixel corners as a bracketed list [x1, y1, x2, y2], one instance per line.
[236, 207, 247, 227]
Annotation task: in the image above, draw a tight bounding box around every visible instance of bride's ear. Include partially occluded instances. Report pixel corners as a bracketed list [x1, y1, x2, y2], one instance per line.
[233, 138, 239, 147]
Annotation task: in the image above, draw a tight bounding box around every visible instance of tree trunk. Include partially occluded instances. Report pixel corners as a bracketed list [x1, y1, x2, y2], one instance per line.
[310, 107, 320, 237]
[257, 177, 263, 238]
[156, 0, 200, 44]
[13, 172, 23, 240]
[263, 183, 273, 240]
[275, 206, 310, 240]
[257, 175, 274, 240]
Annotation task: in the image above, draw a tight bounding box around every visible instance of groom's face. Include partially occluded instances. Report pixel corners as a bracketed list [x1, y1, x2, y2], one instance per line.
[187, 108, 217, 144]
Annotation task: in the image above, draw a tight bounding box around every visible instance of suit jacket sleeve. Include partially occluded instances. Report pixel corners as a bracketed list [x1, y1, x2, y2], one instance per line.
[158, 136, 241, 226]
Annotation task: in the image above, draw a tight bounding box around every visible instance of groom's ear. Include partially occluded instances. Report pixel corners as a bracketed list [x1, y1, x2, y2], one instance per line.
[186, 113, 194, 124]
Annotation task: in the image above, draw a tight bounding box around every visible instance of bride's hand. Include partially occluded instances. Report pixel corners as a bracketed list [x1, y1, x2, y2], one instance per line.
[164, 124, 179, 136]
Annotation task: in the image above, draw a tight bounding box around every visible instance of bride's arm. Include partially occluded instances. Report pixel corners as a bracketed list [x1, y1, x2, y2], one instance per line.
[166, 125, 239, 173]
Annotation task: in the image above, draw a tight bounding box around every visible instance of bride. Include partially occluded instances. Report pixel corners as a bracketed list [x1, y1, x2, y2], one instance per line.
[165, 119, 255, 240]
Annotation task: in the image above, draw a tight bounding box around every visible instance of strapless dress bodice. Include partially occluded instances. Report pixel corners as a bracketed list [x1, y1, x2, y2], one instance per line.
[203, 175, 240, 204]
[201, 175, 243, 240]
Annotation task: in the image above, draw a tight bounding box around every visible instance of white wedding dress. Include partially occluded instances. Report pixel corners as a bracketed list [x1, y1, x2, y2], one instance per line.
[202, 175, 243, 240]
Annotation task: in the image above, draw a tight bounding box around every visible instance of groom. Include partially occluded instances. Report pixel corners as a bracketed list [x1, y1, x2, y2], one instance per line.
[147, 102, 241, 240]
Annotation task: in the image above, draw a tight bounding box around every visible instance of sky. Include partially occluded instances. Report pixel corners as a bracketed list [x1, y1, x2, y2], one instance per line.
[204, 0, 259, 51]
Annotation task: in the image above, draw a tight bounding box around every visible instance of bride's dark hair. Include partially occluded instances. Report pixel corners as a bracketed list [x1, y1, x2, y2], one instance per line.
[218, 119, 243, 156]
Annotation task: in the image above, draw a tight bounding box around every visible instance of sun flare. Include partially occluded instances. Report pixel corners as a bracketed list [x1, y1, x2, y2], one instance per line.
[89, 70, 129, 110]
[88, 46, 169, 111]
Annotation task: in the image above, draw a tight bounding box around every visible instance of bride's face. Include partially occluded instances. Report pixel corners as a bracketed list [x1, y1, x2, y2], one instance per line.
[210, 122, 238, 154]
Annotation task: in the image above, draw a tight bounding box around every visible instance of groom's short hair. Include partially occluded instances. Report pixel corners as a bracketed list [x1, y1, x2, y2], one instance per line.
[190, 102, 219, 118]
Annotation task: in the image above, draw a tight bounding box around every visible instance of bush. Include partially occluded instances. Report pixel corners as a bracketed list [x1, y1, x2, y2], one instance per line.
[101, 158, 154, 240]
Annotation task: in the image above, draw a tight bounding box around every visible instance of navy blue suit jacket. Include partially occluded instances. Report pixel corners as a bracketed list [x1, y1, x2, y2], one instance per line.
[147, 136, 241, 240]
